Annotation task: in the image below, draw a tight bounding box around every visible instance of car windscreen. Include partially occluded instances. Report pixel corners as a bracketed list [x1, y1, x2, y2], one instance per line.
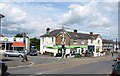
[31, 51, 36, 53]
[114, 62, 120, 72]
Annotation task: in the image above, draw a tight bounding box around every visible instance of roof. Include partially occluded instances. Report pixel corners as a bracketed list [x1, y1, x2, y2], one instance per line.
[12, 42, 25, 47]
[102, 39, 115, 44]
[40, 29, 100, 40]
[68, 32, 99, 40]
[0, 34, 4, 37]
[40, 29, 63, 37]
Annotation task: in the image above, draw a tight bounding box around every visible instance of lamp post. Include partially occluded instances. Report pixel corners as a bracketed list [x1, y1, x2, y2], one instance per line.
[0, 14, 5, 50]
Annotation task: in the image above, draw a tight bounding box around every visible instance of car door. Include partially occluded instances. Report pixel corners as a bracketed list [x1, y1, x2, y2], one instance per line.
[9, 51, 14, 56]
[13, 51, 20, 56]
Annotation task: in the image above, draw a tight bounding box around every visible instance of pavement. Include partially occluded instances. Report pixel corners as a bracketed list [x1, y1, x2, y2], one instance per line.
[1, 53, 118, 68]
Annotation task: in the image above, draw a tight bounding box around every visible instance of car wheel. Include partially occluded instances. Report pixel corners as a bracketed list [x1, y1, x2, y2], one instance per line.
[6, 55, 9, 57]
[19, 55, 22, 57]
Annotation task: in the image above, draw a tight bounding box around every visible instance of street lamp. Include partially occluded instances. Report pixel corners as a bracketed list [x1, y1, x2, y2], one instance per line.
[0, 14, 5, 49]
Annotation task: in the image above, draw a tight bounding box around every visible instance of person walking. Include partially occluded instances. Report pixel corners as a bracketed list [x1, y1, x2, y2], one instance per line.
[111, 51, 114, 57]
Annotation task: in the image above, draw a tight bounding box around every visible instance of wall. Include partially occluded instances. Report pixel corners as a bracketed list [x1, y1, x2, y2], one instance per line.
[1, 37, 30, 52]
[40, 37, 56, 54]
[56, 32, 71, 45]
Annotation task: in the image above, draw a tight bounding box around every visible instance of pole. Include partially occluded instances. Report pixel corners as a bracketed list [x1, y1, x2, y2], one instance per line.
[0, 14, 5, 50]
[61, 27, 65, 58]
[21, 32, 28, 62]
[0, 17, 2, 50]
[116, 38, 118, 51]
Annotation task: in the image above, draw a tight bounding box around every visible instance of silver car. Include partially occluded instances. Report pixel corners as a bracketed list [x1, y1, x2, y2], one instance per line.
[4, 50, 25, 57]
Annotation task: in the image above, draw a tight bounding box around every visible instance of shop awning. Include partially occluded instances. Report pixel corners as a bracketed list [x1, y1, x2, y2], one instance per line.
[12, 42, 25, 47]
[46, 45, 87, 49]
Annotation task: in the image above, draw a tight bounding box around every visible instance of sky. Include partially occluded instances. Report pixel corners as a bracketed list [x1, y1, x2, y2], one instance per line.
[0, 0, 119, 41]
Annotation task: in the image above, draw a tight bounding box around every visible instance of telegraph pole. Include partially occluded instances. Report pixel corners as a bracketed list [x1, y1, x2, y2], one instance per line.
[116, 38, 118, 52]
[21, 32, 28, 62]
[61, 27, 66, 58]
[0, 14, 5, 50]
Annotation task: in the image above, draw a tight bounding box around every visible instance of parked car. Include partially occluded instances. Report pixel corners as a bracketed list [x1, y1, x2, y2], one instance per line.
[110, 60, 120, 76]
[0, 61, 9, 76]
[4, 50, 25, 57]
[30, 50, 37, 56]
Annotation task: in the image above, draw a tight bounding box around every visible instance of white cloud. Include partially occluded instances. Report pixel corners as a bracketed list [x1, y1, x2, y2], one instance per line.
[0, 2, 58, 37]
[88, 13, 110, 27]
[9, 7, 26, 22]
[60, 4, 91, 25]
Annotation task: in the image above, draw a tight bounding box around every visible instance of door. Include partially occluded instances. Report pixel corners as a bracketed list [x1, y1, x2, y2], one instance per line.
[88, 46, 94, 52]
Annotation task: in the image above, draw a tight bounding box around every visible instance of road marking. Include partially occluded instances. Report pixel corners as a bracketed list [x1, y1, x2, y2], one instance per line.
[35, 72, 42, 75]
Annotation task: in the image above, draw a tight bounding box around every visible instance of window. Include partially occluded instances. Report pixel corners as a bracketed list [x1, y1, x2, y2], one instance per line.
[98, 40, 100, 44]
[42, 38, 44, 42]
[73, 40, 77, 44]
[52, 37, 54, 42]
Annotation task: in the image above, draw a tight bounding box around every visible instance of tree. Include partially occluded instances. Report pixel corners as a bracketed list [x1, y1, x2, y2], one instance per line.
[30, 37, 40, 50]
[15, 33, 23, 37]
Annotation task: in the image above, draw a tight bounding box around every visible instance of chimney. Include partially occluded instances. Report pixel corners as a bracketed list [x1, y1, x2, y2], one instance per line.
[46, 27, 50, 35]
[90, 32, 93, 36]
[74, 29, 77, 34]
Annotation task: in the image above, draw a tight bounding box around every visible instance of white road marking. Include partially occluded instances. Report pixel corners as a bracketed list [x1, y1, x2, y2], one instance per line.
[35, 72, 42, 75]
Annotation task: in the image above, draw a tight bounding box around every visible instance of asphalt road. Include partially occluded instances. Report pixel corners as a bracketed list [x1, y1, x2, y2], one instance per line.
[43, 59, 114, 74]
[8, 57, 115, 75]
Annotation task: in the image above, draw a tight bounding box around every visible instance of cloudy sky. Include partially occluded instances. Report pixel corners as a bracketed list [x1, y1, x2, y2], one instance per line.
[0, 0, 119, 41]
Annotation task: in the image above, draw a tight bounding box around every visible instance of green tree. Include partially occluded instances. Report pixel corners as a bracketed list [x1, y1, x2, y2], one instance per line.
[15, 33, 23, 37]
[30, 37, 40, 50]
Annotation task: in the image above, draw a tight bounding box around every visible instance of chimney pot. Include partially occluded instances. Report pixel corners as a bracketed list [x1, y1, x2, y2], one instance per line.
[74, 29, 77, 33]
[90, 32, 93, 35]
[46, 27, 50, 35]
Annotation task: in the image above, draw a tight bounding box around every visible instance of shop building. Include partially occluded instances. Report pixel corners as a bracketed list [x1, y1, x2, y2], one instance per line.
[0, 37, 30, 53]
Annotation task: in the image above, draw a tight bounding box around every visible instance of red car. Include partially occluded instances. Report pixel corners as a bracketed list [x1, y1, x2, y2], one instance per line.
[110, 60, 120, 76]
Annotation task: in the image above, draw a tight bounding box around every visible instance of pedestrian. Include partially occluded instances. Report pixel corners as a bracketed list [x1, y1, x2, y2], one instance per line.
[112, 51, 114, 57]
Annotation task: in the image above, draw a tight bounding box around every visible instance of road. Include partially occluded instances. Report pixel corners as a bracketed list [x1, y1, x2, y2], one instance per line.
[8, 56, 115, 75]
[43, 59, 114, 74]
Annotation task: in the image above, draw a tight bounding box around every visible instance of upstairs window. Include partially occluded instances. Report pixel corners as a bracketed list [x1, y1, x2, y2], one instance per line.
[98, 40, 100, 44]
[52, 37, 54, 42]
[42, 38, 44, 42]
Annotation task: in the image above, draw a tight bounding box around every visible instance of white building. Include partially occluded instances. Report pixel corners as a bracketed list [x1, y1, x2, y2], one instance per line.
[0, 37, 30, 54]
[40, 28, 103, 57]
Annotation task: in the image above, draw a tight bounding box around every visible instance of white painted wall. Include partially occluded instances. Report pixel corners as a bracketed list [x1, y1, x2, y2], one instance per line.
[40, 37, 56, 54]
[87, 36, 102, 57]
[1, 37, 30, 52]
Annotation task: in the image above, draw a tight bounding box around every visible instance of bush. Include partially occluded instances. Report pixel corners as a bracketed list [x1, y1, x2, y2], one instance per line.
[74, 53, 81, 58]
[96, 49, 99, 53]
[44, 51, 54, 56]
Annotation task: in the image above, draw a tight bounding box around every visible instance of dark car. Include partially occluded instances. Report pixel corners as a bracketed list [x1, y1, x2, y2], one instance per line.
[30, 50, 37, 56]
[110, 60, 120, 76]
[0, 61, 9, 76]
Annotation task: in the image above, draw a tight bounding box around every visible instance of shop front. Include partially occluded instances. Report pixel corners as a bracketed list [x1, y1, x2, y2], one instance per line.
[0, 37, 30, 54]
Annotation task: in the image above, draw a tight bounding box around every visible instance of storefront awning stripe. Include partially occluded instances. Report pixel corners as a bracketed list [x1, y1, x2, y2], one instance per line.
[12, 42, 25, 47]
[46, 45, 87, 49]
